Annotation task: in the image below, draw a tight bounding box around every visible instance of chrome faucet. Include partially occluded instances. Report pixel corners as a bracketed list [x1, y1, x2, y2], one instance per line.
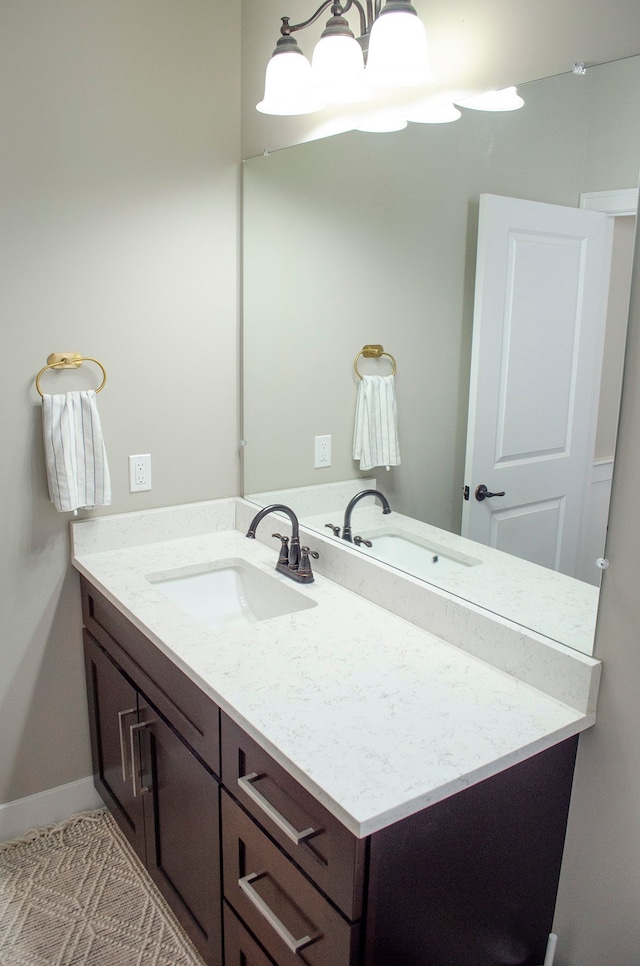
[246, 504, 318, 583]
[342, 489, 391, 543]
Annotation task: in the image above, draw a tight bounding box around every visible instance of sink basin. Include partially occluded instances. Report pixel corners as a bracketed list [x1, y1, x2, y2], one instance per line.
[357, 530, 482, 579]
[147, 558, 316, 629]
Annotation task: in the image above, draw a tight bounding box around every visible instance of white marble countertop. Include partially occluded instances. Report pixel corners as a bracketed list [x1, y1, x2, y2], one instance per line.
[71, 500, 598, 838]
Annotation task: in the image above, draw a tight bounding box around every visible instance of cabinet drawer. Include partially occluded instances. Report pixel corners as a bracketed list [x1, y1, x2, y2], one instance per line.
[223, 902, 276, 966]
[222, 791, 360, 966]
[81, 576, 220, 775]
[221, 714, 365, 922]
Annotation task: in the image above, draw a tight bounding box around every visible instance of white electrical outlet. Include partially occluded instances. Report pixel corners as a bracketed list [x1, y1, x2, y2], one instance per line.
[314, 435, 331, 468]
[129, 454, 152, 492]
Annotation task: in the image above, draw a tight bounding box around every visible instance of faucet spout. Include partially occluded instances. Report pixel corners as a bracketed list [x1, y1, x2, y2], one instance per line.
[246, 504, 314, 581]
[342, 489, 391, 543]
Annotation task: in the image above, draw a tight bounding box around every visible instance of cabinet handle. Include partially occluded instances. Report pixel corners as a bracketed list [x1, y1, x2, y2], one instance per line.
[238, 872, 316, 954]
[238, 773, 315, 844]
[129, 721, 151, 797]
[117, 708, 137, 782]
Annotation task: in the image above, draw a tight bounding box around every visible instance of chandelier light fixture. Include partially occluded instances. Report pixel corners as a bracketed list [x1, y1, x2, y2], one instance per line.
[257, 0, 434, 116]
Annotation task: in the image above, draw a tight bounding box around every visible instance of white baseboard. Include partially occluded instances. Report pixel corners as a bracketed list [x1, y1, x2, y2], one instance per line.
[0, 777, 103, 843]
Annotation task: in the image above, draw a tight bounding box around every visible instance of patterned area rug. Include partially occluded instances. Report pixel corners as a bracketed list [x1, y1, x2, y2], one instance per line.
[0, 809, 204, 965]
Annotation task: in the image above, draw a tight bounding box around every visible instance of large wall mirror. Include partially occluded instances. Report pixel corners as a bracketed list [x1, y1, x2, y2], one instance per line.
[242, 55, 640, 657]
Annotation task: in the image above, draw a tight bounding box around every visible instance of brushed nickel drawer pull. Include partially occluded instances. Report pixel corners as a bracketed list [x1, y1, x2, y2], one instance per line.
[117, 708, 137, 782]
[238, 872, 316, 954]
[129, 721, 151, 797]
[238, 773, 315, 844]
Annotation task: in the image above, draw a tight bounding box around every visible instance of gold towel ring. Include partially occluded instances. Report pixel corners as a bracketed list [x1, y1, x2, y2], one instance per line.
[353, 344, 397, 380]
[35, 353, 107, 398]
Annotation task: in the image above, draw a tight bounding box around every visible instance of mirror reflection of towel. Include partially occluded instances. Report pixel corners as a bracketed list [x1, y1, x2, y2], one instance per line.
[353, 374, 400, 471]
[42, 390, 112, 512]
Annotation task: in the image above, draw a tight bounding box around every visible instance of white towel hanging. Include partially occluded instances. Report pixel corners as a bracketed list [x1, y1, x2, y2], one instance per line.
[42, 390, 112, 512]
[353, 374, 400, 471]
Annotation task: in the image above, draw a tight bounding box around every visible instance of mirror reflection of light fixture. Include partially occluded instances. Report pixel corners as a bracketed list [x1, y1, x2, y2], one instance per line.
[455, 86, 525, 112]
[405, 101, 461, 123]
[355, 112, 408, 132]
[257, 0, 434, 116]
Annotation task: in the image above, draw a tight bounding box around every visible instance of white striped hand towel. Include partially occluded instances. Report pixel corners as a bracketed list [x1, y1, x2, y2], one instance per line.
[42, 390, 112, 512]
[352, 374, 401, 471]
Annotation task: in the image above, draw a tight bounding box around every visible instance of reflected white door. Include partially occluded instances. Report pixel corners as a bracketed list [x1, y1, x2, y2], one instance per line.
[461, 193, 613, 576]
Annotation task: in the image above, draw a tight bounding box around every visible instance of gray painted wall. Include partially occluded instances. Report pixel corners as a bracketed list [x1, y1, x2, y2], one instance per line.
[0, 0, 240, 804]
[553, 200, 640, 965]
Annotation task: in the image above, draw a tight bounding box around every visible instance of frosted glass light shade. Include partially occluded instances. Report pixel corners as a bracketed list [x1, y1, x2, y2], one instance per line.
[257, 50, 325, 115]
[311, 34, 372, 104]
[406, 102, 461, 123]
[455, 86, 524, 112]
[365, 6, 435, 87]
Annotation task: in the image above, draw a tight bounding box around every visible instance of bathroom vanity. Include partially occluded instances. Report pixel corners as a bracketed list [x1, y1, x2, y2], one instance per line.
[73, 499, 600, 966]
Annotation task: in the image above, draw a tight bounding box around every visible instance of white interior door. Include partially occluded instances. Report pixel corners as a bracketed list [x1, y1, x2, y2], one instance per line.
[461, 193, 614, 576]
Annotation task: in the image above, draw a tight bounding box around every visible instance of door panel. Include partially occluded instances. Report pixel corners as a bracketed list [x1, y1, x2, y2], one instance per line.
[462, 194, 614, 576]
[142, 709, 222, 966]
[489, 498, 564, 570]
[83, 631, 145, 857]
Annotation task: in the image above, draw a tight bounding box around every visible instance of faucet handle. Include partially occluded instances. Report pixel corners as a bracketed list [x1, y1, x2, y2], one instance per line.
[353, 535, 373, 548]
[300, 546, 319, 560]
[272, 533, 290, 567]
[324, 523, 341, 537]
[298, 546, 319, 581]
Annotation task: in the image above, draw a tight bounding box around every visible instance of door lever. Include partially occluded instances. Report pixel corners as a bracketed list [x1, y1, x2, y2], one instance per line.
[475, 483, 506, 501]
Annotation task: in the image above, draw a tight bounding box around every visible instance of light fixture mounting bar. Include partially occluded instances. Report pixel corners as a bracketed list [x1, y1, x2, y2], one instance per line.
[280, 0, 371, 40]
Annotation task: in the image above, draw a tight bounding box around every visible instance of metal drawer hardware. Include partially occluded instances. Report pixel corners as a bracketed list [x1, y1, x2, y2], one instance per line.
[117, 708, 137, 782]
[129, 721, 151, 797]
[238, 772, 315, 845]
[238, 872, 316, 954]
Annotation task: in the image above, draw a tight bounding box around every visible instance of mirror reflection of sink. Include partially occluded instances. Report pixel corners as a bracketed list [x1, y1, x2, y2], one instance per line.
[357, 530, 482, 579]
[147, 558, 316, 629]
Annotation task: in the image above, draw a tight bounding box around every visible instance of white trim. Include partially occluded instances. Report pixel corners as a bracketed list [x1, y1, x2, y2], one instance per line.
[580, 188, 638, 216]
[591, 457, 614, 484]
[0, 777, 103, 843]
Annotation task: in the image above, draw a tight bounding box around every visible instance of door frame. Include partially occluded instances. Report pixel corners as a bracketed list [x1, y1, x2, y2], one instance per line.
[574, 187, 638, 581]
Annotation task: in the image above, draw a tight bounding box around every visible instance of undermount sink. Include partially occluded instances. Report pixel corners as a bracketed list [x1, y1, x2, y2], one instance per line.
[147, 558, 316, 629]
[357, 529, 482, 579]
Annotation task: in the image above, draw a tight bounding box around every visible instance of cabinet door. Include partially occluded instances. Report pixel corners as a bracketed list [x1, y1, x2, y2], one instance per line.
[83, 631, 145, 857]
[140, 706, 222, 966]
[223, 903, 277, 966]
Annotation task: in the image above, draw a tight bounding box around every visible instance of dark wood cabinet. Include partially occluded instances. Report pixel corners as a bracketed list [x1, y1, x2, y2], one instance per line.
[223, 904, 277, 966]
[221, 713, 366, 923]
[81, 574, 578, 966]
[82, 587, 222, 966]
[219, 705, 577, 966]
[140, 702, 220, 956]
[84, 628, 146, 856]
[222, 789, 360, 966]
